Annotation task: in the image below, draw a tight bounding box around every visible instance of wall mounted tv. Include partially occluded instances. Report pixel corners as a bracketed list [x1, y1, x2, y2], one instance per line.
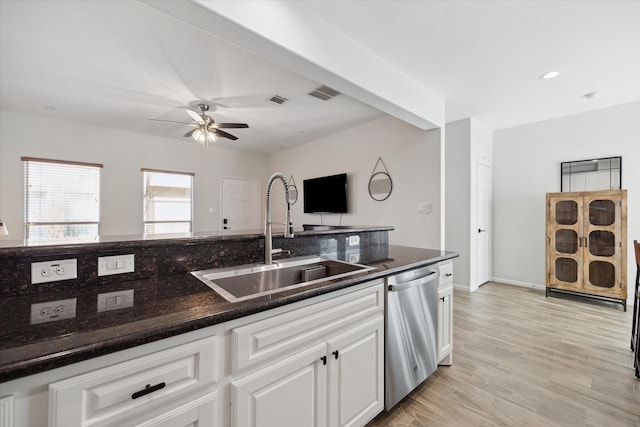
[303, 173, 348, 214]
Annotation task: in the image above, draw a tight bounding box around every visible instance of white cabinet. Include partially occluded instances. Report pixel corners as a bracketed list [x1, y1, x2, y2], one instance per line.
[230, 281, 385, 427]
[437, 261, 453, 366]
[2, 329, 223, 427]
[0, 395, 13, 427]
[327, 317, 384, 427]
[231, 343, 328, 427]
[48, 336, 219, 427]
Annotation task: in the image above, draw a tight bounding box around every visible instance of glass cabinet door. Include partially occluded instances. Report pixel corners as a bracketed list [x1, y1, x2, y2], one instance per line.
[548, 196, 583, 288]
[583, 195, 622, 292]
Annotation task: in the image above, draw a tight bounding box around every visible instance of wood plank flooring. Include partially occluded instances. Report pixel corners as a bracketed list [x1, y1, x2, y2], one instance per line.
[367, 282, 639, 426]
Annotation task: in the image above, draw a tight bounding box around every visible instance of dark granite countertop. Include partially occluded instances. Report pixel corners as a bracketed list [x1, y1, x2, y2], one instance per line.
[0, 245, 457, 382]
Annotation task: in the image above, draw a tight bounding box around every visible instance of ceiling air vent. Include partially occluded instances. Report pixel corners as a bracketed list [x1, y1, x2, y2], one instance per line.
[307, 85, 340, 101]
[267, 95, 289, 105]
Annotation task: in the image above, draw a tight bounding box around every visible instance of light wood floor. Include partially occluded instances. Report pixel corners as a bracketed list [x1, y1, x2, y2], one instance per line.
[368, 282, 640, 426]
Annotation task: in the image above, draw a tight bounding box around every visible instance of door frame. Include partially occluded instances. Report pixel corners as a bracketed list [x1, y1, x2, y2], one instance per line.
[475, 160, 492, 289]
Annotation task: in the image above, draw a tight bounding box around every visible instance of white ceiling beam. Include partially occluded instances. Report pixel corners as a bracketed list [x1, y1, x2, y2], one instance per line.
[140, 0, 444, 129]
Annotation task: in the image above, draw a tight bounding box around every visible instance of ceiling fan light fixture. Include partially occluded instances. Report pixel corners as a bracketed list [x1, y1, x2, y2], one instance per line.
[192, 127, 217, 147]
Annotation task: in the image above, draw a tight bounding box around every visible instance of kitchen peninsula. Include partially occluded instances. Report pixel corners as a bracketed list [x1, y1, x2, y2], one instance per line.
[0, 226, 457, 426]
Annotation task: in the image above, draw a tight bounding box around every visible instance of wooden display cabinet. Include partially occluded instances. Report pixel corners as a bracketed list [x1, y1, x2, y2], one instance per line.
[546, 190, 627, 310]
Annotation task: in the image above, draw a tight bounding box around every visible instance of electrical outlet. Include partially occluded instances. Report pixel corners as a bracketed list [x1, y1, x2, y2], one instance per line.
[31, 259, 77, 284]
[348, 235, 360, 247]
[98, 254, 135, 276]
[97, 289, 134, 312]
[30, 298, 77, 324]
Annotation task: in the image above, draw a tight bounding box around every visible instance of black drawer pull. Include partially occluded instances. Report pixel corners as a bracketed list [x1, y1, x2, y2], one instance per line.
[320, 355, 327, 365]
[445, 273, 453, 277]
[131, 382, 166, 399]
[333, 350, 339, 359]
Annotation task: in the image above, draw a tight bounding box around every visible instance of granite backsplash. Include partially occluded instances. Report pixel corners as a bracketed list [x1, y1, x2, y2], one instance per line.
[0, 228, 390, 297]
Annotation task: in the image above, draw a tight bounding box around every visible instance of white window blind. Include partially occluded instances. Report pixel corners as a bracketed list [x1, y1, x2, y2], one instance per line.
[142, 169, 193, 234]
[23, 157, 102, 242]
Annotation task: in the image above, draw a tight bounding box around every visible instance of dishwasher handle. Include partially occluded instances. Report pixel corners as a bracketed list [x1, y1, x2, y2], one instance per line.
[387, 270, 437, 292]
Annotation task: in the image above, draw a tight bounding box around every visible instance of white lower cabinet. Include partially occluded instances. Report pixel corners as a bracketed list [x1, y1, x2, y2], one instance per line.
[230, 281, 385, 427]
[48, 336, 219, 427]
[327, 317, 384, 427]
[1, 330, 223, 427]
[231, 343, 328, 427]
[0, 395, 13, 427]
[437, 261, 454, 365]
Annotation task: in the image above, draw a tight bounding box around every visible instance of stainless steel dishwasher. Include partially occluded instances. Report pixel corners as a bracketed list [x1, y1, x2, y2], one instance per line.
[385, 265, 439, 409]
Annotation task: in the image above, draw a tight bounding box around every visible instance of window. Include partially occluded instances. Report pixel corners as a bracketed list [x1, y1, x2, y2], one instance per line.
[142, 169, 193, 234]
[23, 157, 102, 243]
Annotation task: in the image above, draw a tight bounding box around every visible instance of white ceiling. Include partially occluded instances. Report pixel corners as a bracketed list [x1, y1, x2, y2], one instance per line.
[1, 1, 639, 152]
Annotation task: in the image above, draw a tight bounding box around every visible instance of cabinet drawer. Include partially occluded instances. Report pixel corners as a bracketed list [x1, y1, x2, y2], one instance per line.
[232, 281, 384, 373]
[49, 336, 217, 427]
[438, 261, 453, 286]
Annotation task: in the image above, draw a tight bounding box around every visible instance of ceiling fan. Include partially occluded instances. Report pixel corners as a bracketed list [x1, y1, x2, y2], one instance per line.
[150, 103, 248, 146]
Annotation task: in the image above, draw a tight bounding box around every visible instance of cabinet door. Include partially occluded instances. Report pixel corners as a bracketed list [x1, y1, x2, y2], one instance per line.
[231, 343, 327, 427]
[547, 195, 584, 290]
[582, 193, 625, 298]
[437, 285, 453, 365]
[327, 316, 384, 427]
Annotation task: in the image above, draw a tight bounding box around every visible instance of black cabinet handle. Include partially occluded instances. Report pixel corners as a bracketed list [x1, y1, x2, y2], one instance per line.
[333, 350, 339, 359]
[445, 273, 452, 277]
[440, 296, 446, 302]
[320, 355, 327, 365]
[131, 382, 166, 400]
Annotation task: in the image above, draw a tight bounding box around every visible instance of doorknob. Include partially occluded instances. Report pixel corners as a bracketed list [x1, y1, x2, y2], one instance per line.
[478, 228, 487, 233]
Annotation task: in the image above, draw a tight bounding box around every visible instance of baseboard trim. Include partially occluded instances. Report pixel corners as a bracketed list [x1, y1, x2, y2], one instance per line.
[491, 277, 545, 291]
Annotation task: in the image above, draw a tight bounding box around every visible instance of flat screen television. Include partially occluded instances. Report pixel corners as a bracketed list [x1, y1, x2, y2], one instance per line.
[303, 173, 348, 214]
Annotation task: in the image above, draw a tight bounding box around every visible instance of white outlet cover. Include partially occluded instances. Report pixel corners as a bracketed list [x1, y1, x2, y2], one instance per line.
[31, 259, 77, 284]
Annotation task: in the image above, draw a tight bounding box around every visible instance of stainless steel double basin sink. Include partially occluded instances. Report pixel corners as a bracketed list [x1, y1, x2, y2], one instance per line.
[191, 256, 375, 302]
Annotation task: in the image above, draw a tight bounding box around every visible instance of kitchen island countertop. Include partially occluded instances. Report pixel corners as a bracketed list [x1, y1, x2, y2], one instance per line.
[0, 245, 457, 382]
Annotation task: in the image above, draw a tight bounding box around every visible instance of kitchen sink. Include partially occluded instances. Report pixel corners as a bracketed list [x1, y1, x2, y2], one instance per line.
[191, 256, 375, 302]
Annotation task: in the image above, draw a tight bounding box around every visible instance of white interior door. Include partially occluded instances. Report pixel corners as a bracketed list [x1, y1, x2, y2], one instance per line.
[221, 178, 260, 231]
[477, 163, 491, 286]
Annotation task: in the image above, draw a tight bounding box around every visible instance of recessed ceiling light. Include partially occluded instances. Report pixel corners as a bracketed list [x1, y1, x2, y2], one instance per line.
[582, 91, 601, 100]
[539, 71, 560, 80]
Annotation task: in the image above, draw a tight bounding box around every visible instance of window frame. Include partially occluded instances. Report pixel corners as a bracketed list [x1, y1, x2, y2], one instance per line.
[141, 168, 194, 235]
[22, 156, 103, 242]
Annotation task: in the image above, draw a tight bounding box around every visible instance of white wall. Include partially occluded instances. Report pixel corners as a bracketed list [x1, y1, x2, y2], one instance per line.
[269, 115, 442, 249]
[0, 110, 270, 240]
[445, 118, 493, 291]
[493, 101, 640, 301]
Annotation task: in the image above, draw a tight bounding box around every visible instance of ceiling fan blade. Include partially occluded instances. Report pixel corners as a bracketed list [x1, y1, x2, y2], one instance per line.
[183, 129, 196, 138]
[148, 118, 193, 125]
[186, 109, 206, 125]
[214, 123, 249, 129]
[211, 128, 238, 141]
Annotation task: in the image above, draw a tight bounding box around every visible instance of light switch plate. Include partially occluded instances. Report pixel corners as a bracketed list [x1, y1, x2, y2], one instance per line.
[97, 289, 134, 312]
[98, 254, 134, 276]
[31, 259, 77, 284]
